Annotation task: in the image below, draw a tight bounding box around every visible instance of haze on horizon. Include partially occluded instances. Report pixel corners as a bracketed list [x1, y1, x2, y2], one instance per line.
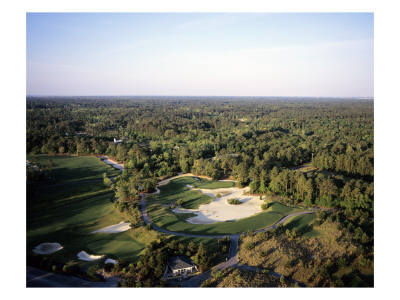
[26, 13, 374, 98]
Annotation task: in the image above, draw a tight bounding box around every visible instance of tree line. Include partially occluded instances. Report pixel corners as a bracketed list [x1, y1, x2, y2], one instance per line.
[27, 96, 374, 215]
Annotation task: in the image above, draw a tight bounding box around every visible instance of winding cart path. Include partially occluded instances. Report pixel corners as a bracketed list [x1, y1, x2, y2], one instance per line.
[140, 198, 315, 287]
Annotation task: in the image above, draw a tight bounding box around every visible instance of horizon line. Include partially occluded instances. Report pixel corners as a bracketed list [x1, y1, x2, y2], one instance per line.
[26, 95, 374, 99]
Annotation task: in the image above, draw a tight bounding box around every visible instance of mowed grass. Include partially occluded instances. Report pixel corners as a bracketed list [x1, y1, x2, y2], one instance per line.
[283, 213, 320, 237]
[156, 177, 215, 209]
[27, 191, 152, 263]
[147, 177, 306, 235]
[190, 177, 235, 189]
[27, 155, 155, 265]
[27, 154, 120, 184]
[32, 181, 110, 206]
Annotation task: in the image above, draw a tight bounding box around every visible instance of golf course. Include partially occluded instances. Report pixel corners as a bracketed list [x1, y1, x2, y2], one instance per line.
[27, 155, 317, 268]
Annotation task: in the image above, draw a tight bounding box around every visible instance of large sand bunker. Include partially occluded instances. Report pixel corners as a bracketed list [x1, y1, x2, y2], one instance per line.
[91, 221, 131, 233]
[174, 185, 262, 224]
[77, 251, 104, 261]
[33, 243, 63, 254]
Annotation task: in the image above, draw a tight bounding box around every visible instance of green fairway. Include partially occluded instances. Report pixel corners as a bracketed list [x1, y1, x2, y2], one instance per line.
[27, 155, 153, 265]
[283, 213, 320, 237]
[27, 154, 120, 184]
[156, 177, 214, 209]
[147, 177, 306, 235]
[190, 177, 235, 189]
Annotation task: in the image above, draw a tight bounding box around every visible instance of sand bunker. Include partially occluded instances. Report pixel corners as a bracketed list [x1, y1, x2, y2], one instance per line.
[105, 258, 118, 265]
[91, 221, 131, 233]
[98, 156, 124, 170]
[174, 186, 262, 224]
[77, 251, 104, 261]
[33, 243, 63, 254]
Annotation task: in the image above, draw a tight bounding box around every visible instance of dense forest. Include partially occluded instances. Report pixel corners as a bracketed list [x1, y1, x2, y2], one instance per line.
[26, 96, 374, 217]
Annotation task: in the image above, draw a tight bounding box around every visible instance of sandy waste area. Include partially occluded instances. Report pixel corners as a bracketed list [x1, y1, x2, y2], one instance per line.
[172, 184, 263, 224]
[77, 251, 104, 261]
[91, 221, 131, 233]
[33, 243, 63, 254]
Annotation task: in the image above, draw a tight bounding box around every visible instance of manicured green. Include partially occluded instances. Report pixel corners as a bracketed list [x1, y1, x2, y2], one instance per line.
[283, 214, 320, 237]
[27, 154, 120, 183]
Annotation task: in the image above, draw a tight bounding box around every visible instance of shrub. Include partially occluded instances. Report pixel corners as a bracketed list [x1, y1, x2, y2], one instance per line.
[177, 198, 183, 206]
[244, 241, 255, 250]
[228, 199, 240, 205]
[63, 262, 80, 275]
[215, 271, 224, 279]
[52, 265, 57, 272]
[104, 263, 114, 273]
[87, 265, 99, 280]
[216, 193, 221, 198]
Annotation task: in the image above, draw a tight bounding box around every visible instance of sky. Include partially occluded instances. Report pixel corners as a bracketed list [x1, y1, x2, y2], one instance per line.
[26, 13, 374, 97]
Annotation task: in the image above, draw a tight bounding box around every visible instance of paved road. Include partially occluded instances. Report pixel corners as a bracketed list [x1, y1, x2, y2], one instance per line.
[26, 266, 118, 287]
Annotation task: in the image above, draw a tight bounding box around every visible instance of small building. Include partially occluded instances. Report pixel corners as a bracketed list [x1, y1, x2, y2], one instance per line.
[163, 256, 198, 278]
[113, 138, 122, 144]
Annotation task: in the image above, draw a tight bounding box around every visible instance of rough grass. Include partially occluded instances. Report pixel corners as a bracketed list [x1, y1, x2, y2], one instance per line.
[202, 267, 284, 287]
[238, 220, 373, 287]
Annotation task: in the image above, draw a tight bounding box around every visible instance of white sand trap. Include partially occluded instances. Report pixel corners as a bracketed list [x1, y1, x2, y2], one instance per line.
[174, 186, 263, 224]
[91, 221, 131, 233]
[105, 258, 118, 265]
[98, 156, 124, 170]
[33, 243, 63, 254]
[77, 251, 104, 261]
[172, 207, 199, 214]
